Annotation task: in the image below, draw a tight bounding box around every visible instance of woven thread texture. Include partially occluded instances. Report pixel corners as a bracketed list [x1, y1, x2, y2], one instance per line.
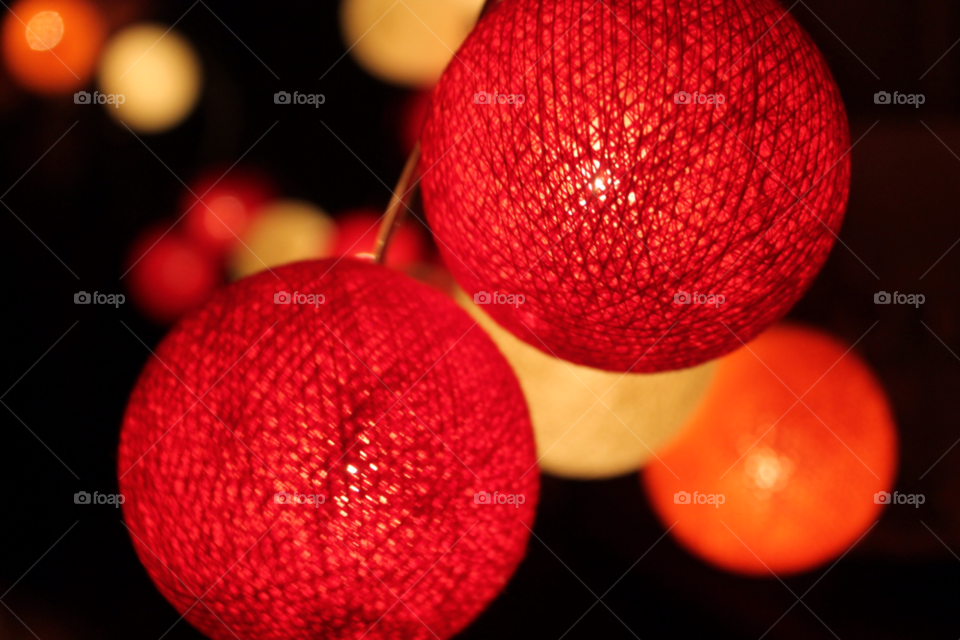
[421, 0, 851, 372]
[118, 258, 538, 640]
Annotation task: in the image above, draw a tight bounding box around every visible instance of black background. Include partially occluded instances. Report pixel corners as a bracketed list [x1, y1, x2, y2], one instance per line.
[1, 0, 959, 638]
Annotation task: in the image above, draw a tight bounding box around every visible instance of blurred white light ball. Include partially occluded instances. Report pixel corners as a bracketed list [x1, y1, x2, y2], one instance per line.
[456, 288, 717, 479]
[98, 23, 202, 133]
[340, 0, 485, 87]
[229, 200, 338, 279]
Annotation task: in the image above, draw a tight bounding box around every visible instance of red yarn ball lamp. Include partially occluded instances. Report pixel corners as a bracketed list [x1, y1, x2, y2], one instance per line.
[118, 259, 538, 640]
[420, 0, 851, 372]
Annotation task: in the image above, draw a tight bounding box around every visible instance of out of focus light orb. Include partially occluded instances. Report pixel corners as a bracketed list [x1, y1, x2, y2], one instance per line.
[25, 11, 62, 50]
[335, 208, 426, 268]
[229, 200, 338, 279]
[181, 170, 274, 257]
[456, 289, 716, 479]
[98, 24, 202, 133]
[643, 324, 898, 576]
[2, 0, 105, 93]
[126, 228, 219, 324]
[340, 0, 485, 87]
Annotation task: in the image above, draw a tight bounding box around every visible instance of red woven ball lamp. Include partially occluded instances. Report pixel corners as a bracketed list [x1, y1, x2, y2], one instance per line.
[419, 0, 851, 372]
[118, 258, 537, 640]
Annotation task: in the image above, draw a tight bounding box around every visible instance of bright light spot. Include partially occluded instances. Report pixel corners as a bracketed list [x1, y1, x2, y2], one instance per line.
[744, 448, 792, 491]
[25, 11, 63, 51]
[98, 23, 202, 133]
[347, 464, 358, 474]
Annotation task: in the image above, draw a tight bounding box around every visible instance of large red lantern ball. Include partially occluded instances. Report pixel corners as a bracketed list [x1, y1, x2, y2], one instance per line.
[420, 0, 851, 372]
[118, 258, 537, 640]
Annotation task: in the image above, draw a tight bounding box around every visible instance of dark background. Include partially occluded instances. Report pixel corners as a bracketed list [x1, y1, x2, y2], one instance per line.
[2, 0, 959, 638]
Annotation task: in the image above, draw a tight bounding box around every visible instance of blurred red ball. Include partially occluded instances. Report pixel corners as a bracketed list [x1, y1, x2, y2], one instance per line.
[118, 259, 537, 640]
[335, 208, 427, 267]
[643, 324, 897, 576]
[420, 0, 850, 372]
[181, 170, 273, 256]
[125, 227, 219, 323]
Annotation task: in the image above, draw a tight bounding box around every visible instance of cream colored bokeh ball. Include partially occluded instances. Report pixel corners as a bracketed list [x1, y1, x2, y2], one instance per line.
[229, 200, 338, 280]
[455, 289, 717, 479]
[98, 24, 202, 133]
[340, 0, 485, 87]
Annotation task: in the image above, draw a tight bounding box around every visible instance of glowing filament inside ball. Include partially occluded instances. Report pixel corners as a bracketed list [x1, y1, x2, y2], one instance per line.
[25, 11, 63, 50]
[576, 161, 620, 210]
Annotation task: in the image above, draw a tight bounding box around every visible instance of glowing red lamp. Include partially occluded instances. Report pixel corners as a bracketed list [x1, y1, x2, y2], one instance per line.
[125, 227, 219, 324]
[118, 259, 537, 640]
[420, 0, 851, 372]
[181, 170, 274, 256]
[643, 324, 897, 576]
[335, 208, 427, 267]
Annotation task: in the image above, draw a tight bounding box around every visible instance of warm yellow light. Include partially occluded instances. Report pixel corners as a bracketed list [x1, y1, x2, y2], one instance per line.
[229, 200, 338, 280]
[340, 0, 484, 87]
[455, 289, 716, 479]
[25, 11, 63, 50]
[97, 24, 202, 133]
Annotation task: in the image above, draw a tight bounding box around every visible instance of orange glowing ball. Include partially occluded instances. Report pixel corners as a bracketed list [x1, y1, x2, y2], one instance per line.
[2, 0, 104, 94]
[643, 324, 898, 576]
